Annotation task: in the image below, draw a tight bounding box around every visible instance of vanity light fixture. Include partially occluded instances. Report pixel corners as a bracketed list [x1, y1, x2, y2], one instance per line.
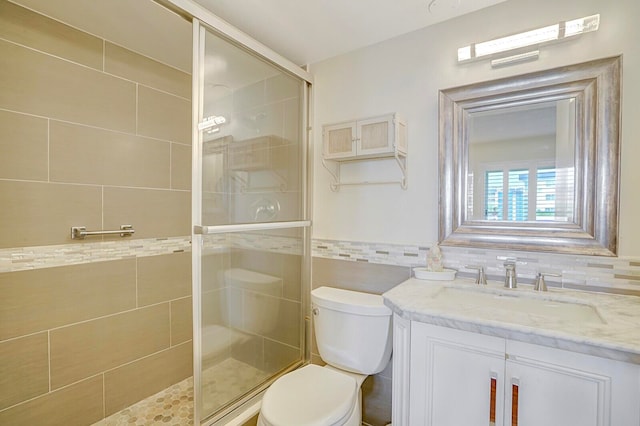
[458, 14, 600, 64]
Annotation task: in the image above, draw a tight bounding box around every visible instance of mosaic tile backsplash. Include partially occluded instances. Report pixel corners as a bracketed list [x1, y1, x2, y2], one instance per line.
[312, 239, 640, 294]
[3, 236, 640, 294]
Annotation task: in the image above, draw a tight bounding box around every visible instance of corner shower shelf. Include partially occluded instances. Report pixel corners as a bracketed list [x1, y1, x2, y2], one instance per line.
[321, 113, 408, 191]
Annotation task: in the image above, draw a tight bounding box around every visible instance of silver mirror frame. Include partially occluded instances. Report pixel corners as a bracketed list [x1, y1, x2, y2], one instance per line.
[439, 56, 621, 256]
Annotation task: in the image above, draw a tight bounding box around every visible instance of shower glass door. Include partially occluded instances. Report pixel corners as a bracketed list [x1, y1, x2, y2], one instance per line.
[192, 21, 311, 425]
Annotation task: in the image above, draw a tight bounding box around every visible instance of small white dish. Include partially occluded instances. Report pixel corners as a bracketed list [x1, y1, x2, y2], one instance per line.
[413, 267, 457, 281]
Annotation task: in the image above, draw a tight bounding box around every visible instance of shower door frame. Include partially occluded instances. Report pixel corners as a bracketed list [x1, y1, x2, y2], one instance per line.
[157, 1, 314, 424]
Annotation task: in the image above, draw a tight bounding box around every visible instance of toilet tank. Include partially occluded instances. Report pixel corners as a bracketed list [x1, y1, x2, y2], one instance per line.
[311, 286, 392, 375]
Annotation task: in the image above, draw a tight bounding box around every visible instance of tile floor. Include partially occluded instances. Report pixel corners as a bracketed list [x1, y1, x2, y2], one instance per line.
[92, 358, 268, 426]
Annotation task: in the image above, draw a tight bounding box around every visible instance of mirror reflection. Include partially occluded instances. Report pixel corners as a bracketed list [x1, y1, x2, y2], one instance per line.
[439, 56, 621, 255]
[467, 99, 576, 223]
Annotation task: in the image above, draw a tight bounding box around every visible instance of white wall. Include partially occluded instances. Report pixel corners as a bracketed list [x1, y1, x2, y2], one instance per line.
[310, 0, 640, 256]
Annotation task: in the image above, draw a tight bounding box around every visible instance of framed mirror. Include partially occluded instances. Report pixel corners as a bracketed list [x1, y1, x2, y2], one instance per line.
[439, 56, 621, 256]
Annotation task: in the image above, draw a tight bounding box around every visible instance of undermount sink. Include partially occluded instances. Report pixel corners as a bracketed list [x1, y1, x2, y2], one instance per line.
[433, 286, 605, 325]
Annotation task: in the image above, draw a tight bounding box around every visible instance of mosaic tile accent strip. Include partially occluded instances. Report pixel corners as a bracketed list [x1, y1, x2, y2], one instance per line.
[6, 233, 639, 293]
[312, 239, 430, 266]
[228, 232, 303, 256]
[0, 236, 192, 274]
[0, 231, 303, 273]
[311, 239, 640, 293]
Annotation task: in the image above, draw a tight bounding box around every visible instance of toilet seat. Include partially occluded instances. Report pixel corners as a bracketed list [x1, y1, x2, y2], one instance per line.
[260, 364, 358, 426]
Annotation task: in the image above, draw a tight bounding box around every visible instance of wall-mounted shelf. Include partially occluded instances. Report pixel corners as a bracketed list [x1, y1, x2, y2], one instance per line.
[322, 113, 407, 191]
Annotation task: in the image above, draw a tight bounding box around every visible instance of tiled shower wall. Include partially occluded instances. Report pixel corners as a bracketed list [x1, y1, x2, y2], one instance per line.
[0, 1, 192, 424]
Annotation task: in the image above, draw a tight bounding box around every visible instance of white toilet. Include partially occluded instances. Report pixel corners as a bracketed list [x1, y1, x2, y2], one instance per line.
[257, 286, 393, 426]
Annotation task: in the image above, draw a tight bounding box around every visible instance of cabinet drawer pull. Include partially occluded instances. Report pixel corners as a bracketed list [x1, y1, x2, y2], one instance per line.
[511, 379, 519, 426]
[489, 375, 497, 423]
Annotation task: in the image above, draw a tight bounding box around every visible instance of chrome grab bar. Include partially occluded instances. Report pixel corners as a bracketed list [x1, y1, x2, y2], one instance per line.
[71, 225, 135, 240]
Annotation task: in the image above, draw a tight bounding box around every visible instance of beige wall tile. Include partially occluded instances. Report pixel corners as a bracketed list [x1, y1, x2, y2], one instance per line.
[283, 98, 301, 145]
[265, 74, 301, 104]
[202, 252, 230, 293]
[171, 143, 192, 190]
[104, 342, 192, 416]
[0, 375, 103, 426]
[0, 180, 102, 249]
[263, 339, 299, 375]
[282, 253, 302, 302]
[233, 81, 264, 112]
[0, 259, 136, 341]
[232, 249, 283, 281]
[50, 303, 170, 389]
[103, 187, 190, 239]
[362, 374, 393, 426]
[215, 287, 243, 330]
[138, 85, 191, 144]
[244, 295, 300, 348]
[171, 297, 193, 345]
[0, 332, 49, 410]
[202, 191, 232, 225]
[105, 42, 191, 99]
[50, 121, 170, 188]
[230, 335, 263, 371]
[0, 1, 103, 70]
[0, 39, 136, 132]
[138, 252, 191, 306]
[0, 109, 48, 181]
[312, 257, 411, 294]
[201, 288, 226, 328]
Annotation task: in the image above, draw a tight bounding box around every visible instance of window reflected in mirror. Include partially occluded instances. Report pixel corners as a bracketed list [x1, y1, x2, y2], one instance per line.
[466, 99, 576, 223]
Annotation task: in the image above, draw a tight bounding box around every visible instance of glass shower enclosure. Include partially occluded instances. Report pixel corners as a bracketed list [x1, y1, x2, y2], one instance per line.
[190, 19, 312, 425]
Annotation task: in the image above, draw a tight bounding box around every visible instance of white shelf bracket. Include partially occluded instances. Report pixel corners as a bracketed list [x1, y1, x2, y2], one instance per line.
[321, 158, 341, 192]
[394, 149, 408, 190]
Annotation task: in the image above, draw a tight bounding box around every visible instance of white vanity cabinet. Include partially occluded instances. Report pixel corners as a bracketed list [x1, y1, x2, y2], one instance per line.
[322, 113, 407, 160]
[393, 318, 640, 426]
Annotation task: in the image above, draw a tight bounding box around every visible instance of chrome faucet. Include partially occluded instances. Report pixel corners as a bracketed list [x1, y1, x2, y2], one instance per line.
[504, 261, 517, 289]
[534, 272, 561, 292]
[465, 265, 487, 285]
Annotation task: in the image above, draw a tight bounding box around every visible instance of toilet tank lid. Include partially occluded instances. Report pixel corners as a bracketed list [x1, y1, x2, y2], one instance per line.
[311, 286, 392, 316]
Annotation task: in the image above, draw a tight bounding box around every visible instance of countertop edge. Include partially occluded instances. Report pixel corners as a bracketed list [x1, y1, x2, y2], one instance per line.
[384, 292, 640, 365]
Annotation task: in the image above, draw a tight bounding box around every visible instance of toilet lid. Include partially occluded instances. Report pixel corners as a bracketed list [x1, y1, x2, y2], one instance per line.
[261, 364, 357, 426]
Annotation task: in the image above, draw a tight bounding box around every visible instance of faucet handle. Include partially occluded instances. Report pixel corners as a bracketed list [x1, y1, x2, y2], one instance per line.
[533, 272, 561, 292]
[465, 265, 487, 285]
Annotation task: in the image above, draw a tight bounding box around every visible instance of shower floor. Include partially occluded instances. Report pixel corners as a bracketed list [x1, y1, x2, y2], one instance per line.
[92, 358, 268, 426]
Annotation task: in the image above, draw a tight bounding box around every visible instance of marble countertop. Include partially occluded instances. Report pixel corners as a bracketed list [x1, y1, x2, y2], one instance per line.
[383, 278, 640, 364]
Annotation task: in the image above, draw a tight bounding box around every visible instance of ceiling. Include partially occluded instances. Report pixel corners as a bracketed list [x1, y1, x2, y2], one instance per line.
[471, 102, 558, 144]
[13, 0, 508, 75]
[193, 0, 508, 66]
